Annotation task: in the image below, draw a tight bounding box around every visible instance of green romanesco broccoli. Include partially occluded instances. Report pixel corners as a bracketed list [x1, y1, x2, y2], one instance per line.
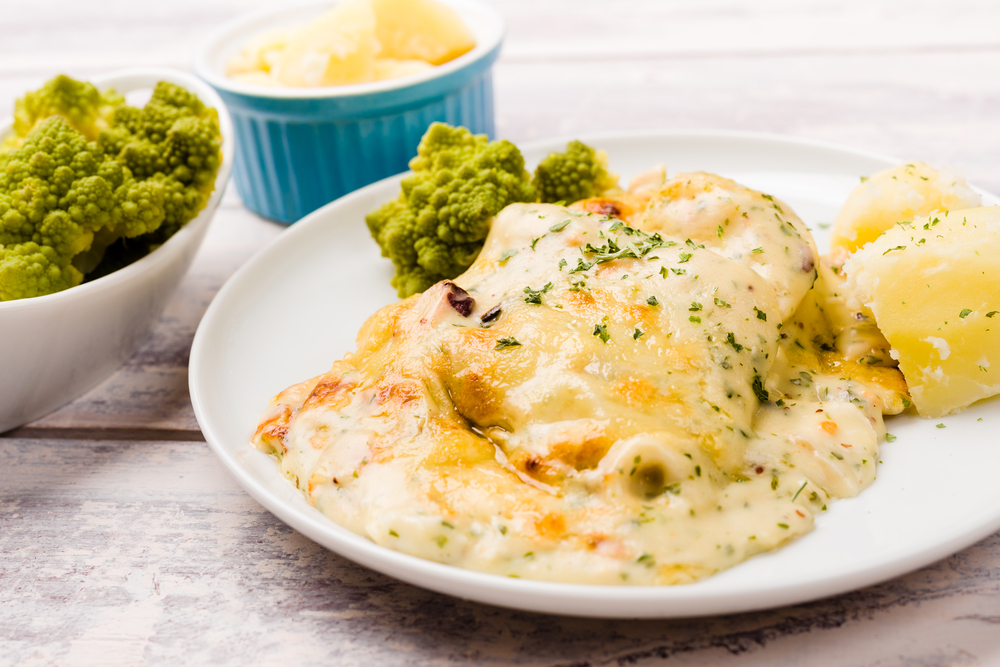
[100, 81, 222, 243]
[366, 123, 536, 297]
[531, 139, 618, 204]
[9, 74, 124, 146]
[0, 75, 222, 301]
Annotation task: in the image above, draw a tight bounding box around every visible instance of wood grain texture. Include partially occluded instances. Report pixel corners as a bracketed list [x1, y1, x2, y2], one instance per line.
[2, 0, 1000, 663]
[2, 0, 999, 76]
[2, 438, 999, 667]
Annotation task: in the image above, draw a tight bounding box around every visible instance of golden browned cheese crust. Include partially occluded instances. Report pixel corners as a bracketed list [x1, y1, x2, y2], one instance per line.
[254, 172, 908, 585]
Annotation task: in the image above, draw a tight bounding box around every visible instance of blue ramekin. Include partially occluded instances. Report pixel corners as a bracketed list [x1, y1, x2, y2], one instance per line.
[194, 0, 502, 224]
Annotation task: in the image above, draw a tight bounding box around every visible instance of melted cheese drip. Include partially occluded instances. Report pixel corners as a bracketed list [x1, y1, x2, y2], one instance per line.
[254, 172, 908, 585]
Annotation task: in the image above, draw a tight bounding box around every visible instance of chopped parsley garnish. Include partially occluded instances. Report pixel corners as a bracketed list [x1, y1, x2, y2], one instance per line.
[523, 282, 553, 305]
[715, 297, 730, 308]
[530, 236, 543, 250]
[593, 323, 610, 343]
[633, 328, 644, 340]
[885, 434, 897, 442]
[791, 480, 807, 501]
[987, 311, 998, 318]
[777, 523, 789, 529]
[689, 301, 703, 312]
[752, 247, 764, 254]
[883, 245, 906, 255]
[717, 225, 724, 238]
[678, 252, 693, 263]
[495, 337, 522, 350]
[725, 332, 744, 352]
[936, 423, 946, 429]
[499, 248, 518, 264]
[647, 296, 659, 306]
[569, 258, 593, 274]
[689, 315, 702, 324]
[790, 371, 813, 387]
[548, 220, 571, 232]
[671, 268, 686, 275]
[960, 308, 972, 318]
[389, 529, 399, 537]
[752, 374, 769, 402]
[754, 306, 767, 321]
[558, 258, 567, 270]
[580, 229, 672, 266]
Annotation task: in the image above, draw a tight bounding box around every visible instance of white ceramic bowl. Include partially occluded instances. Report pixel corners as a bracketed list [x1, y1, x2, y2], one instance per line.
[0, 68, 234, 433]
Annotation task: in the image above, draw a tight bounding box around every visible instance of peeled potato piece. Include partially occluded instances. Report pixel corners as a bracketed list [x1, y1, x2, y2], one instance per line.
[373, 58, 434, 81]
[226, 27, 292, 77]
[275, 0, 378, 87]
[844, 206, 1000, 417]
[372, 0, 476, 65]
[831, 162, 980, 252]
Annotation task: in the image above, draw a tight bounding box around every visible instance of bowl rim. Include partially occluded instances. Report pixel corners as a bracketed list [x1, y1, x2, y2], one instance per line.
[192, 0, 505, 101]
[0, 67, 235, 313]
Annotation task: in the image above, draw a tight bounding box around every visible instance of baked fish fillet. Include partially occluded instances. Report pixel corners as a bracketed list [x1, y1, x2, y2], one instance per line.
[254, 172, 904, 584]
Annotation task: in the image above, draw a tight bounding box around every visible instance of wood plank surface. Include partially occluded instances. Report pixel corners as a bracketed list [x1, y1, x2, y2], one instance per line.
[2, 437, 999, 667]
[2, 0, 1000, 664]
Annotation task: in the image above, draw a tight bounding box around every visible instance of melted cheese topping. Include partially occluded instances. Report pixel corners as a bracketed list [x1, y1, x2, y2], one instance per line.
[254, 172, 908, 585]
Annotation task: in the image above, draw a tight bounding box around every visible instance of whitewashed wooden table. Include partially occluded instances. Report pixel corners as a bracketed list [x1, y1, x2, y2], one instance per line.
[3, 1, 1000, 665]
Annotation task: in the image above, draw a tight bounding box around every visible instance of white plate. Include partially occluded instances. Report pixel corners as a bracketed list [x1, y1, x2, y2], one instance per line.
[190, 132, 1000, 618]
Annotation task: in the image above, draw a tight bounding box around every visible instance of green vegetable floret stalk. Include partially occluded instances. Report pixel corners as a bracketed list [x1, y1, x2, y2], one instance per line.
[366, 123, 536, 298]
[0, 76, 222, 301]
[531, 139, 619, 204]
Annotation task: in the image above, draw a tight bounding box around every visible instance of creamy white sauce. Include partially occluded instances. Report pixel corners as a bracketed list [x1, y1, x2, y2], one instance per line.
[254, 173, 905, 585]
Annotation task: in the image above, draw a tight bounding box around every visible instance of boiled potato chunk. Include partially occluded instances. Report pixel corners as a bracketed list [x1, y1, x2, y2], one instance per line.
[227, 0, 475, 88]
[276, 0, 378, 87]
[832, 162, 980, 252]
[225, 27, 292, 77]
[844, 207, 1000, 417]
[373, 58, 434, 81]
[372, 0, 476, 65]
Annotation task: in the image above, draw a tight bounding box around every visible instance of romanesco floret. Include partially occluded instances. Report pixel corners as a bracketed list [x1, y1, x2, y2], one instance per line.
[102, 82, 222, 242]
[366, 123, 536, 297]
[0, 116, 168, 300]
[531, 140, 618, 204]
[10, 74, 123, 145]
[0, 76, 222, 301]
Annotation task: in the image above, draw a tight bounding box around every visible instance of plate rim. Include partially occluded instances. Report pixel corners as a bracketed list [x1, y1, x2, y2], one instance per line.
[190, 129, 1000, 618]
